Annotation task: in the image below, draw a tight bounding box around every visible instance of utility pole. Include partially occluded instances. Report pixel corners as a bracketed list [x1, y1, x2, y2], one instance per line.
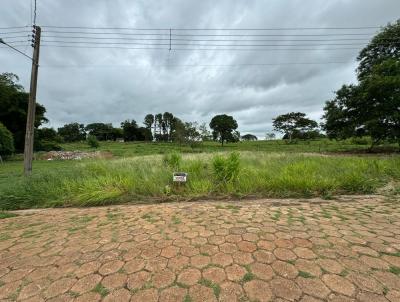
[23, 26, 41, 175]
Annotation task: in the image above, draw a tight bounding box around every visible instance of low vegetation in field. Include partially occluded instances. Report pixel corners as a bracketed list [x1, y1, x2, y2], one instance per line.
[1, 152, 399, 210]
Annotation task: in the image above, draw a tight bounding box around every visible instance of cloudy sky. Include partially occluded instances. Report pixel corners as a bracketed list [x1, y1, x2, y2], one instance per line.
[1, 0, 399, 137]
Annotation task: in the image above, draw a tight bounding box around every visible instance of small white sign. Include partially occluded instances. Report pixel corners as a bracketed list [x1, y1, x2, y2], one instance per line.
[173, 172, 188, 182]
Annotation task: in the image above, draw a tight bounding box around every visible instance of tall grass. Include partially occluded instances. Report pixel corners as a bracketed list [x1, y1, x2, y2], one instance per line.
[1, 152, 399, 210]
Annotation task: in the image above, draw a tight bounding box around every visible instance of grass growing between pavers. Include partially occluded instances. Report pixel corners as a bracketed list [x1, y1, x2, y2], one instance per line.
[1, 152, 400, 210]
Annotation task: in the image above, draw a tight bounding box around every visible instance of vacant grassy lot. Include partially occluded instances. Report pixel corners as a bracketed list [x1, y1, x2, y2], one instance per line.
[56, 139, 398, 157]
[1, 151, 399, 210]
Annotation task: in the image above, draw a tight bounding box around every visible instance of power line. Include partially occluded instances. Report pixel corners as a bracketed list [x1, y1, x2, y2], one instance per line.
[0, 30, 32, 35]
[41, 30, 378, 37]
[40, 61, 350, 68]
[40, 35, 383, 42]
[33, 0, 37, 26]
[40, 39, 391, 47]
[40, 44, 362, 51]
[0, 39, 32, 59]
[40, 25, 382, 30]
[0, 26, 30, 29]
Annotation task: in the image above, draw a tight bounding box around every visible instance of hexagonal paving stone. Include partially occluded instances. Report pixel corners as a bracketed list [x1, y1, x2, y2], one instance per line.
[177, 268, 201, 286]
[159, 286, 187, 302]
[244, 279, 273, 302]
[271, 277, 303, 301]
[152, 269, 175, 288]
[322, 274, 356, 297]
[225, 264, 247, 281]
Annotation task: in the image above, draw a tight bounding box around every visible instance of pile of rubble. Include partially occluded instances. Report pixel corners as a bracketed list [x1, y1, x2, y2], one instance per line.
[41, 151, 112, 161]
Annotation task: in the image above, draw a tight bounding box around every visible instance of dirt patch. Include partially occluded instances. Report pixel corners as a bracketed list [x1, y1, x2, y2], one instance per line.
[40, 150, 113, 161]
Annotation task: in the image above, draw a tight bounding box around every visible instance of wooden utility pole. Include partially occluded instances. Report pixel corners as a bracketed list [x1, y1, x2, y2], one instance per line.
[23, 26, 41, 175]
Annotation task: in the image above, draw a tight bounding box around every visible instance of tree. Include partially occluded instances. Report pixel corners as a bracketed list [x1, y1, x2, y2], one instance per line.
[144, 114, 154, 132]
[323, 20, 400, 149]
[85, 123, 115, 141]
[241, 134, 258, 141]
[58, 123, 86, 142]
[0, 122, 14, 159]
[273, 112, 318, 142]
[121, 120, 139, 141]
[199, 122, 212, 141]
[358, 20, 400, 80]
[34, 127, 62, 151]
[209, 114, 238, 146]
[265, 132, 276, 140]
[0, 73, 48, 151]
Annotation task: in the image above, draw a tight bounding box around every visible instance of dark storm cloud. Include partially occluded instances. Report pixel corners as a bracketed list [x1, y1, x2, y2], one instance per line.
[1, 0, 399, 137]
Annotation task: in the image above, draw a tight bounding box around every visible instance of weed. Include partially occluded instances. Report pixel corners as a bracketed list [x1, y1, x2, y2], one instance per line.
[163, 152, 182, 170]
[389, 266, 400, 275]
[298, 271, 314, 278]
[242, 272, 255, 282]
[212, 152, 240, 187]
[172, 215, 181, 224]
[183, 294, 193, 302]
[0, 233, 11, 241]
[198, 278, 221, 298]
[92, 283, 109, 297]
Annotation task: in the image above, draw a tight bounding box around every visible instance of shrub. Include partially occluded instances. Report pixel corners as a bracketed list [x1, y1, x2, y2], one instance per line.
[34, 140, 62, 151]
[0, 122, 14, 158]
[351, 137, 370, 145]
[87, 135, 99, 148]
[212, 152, 240, 185]
[163, 152, 182, 170]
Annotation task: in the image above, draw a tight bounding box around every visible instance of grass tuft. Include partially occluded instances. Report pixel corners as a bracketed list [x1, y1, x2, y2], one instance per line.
[92, 283, 109, 297]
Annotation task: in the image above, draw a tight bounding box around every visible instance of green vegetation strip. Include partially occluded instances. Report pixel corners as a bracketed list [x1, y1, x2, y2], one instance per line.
[0, 151, 399, 210]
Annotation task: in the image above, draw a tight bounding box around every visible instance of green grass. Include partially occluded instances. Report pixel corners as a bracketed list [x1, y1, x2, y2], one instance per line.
[198, 278, 221, 298]
[242, 272, 255, 282]
[389, 266, 400, 276]
[298, 271, 315, 278]
[0, 211, 18, 219]
[1, 142, 399, 210]
[92, 283, 109, 297]
[54, 139, 399, 158]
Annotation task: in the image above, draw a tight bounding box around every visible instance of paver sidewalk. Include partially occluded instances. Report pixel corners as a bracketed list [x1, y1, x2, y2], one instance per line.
[1, 196, 400, 301]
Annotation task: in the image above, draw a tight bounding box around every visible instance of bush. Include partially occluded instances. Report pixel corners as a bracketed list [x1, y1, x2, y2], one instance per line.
[35, 140, 62, 152]
[212, 152, 240, 185]
[0, 122, 14, 157]
[351, 137, 370, 145]
[87, 135, 100, 148]
[163, 152, 182, 170]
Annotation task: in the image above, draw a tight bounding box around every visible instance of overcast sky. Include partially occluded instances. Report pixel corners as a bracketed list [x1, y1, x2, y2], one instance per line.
[1, 0, 399, 138]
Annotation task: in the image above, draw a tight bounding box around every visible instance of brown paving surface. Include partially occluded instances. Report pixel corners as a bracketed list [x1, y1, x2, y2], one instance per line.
[1, 195, 400, 301]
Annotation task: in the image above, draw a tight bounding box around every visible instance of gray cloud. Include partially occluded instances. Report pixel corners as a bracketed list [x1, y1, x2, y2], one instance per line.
[1, 0, 398, 138]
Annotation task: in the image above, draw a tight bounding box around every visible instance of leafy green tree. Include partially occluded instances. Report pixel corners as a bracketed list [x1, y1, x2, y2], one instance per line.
[34, 127, 62, 151]
[209, 114, 238, 146]
[58, 123, 86, 142]
[85, 123, 115, 141]
[0, 73, 48, 151]
[241, 134, 258, 141]
[121, 120, 139, 141]
[273, 112, 318, 142]
[358, 20, 400, 80]
[121, 120, 152, 141]
[144, 114, 154, 132]
[0, 122, 14, 158]
[36, 128, 61, 142]
[323, 20, 400, 149]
